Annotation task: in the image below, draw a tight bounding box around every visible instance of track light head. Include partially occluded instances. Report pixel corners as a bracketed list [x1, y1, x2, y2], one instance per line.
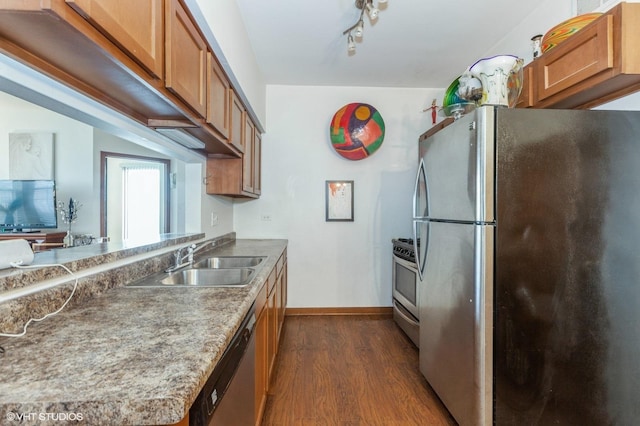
[342, 0, 388, 53]
[347, 33, 356, 52]
[366, 3, 379, 19]
[354, 20, 364, 38]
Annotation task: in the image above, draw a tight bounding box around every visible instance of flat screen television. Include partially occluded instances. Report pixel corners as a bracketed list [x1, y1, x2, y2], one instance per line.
[0, 180, 58, 231]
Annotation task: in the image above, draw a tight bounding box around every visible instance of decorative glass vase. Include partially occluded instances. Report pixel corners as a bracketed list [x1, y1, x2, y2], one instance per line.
[468, 54, 524, 107]
[58, 197, 81, 248]
[63, 229, 74, 248]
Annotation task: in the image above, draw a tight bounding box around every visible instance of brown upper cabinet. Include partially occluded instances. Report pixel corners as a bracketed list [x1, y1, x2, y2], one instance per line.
[243, 116, 255, 194]
[65, 0, 164, 79]
[518, 3, 640, 109]
[207, 52, 231, 140]
[0, 0, 246, 157]
[165, 0, 207, 118]
[206, 87, 264, 199]
[229, 89, 246, 153]
[205, 114, 263, 199]
[253, 131, 262, 196]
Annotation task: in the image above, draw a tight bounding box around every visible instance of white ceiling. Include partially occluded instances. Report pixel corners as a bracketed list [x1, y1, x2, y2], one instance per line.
[235, 0, 545, 88]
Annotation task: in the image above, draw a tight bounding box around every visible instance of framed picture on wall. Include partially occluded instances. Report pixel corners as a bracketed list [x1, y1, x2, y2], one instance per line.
[8, 132, 54, 180]
[325, 180, 354, 222]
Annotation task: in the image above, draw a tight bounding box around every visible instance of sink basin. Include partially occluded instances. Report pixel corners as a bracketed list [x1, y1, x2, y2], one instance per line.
[193, 256, 265, 269]
[159, 268, 255, 287]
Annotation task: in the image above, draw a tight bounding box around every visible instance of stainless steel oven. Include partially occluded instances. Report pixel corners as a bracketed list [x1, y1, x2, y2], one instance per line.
[392, 238, 420, 347]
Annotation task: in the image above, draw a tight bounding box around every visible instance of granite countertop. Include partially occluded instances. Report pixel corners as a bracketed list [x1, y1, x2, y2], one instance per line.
[0, 239, 287, 425]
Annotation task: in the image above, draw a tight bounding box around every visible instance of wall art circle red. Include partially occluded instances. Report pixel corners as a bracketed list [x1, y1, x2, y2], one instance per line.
[330, 103, 385, 160]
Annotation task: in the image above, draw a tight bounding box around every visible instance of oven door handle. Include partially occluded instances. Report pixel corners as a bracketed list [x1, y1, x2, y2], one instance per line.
[393, 300, 419, 326]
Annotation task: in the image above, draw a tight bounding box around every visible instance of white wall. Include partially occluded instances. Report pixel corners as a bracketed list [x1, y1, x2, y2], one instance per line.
[199, 165, 235, 238]
[234, 85, 442, 308]
[481, 0, 573, 64]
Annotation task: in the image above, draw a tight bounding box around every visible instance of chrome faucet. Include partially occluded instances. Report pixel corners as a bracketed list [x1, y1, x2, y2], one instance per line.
[164, 241, 213, 273]
[187, 240, 213, 263]
[165, 244, 195, 273]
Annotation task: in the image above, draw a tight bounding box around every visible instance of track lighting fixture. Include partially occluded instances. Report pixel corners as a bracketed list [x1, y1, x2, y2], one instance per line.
[342, 0, 387, 53]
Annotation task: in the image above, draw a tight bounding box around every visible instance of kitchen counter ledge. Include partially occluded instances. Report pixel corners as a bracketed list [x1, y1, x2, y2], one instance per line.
[0, 239, 288, 426]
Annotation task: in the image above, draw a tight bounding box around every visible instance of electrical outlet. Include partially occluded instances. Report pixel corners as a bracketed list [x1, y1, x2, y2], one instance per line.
[261, 214, 272, 222]
[211, 212, 218, 226]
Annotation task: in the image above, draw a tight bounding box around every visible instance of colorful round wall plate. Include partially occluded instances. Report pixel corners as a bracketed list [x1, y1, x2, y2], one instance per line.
[330, 103, 385, 160]
[542, 13, 602, 53]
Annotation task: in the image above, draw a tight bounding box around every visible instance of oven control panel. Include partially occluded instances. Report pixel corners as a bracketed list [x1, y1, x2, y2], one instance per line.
[392, 238, 417, 264]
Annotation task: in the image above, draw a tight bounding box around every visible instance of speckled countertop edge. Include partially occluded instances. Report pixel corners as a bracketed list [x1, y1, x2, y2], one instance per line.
[0, 233, 207, 291]
[0, 239, 288, 425]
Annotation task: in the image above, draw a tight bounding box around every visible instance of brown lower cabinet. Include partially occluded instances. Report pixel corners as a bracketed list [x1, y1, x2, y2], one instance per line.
[255, 251, 287, 425]
[254, 271, 269, 424]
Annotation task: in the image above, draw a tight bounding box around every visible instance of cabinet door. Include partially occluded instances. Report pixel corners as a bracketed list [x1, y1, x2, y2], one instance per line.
[536, 15, 613, 102]
[206, 52, 230, 139]
[267, 271, 277, 378]
[229, 90, 245, 153]
[243, 116, 255, 194]
[66, 0, 164, 79]
[253, 131, 262, 195]
[166, 0, 207, 117]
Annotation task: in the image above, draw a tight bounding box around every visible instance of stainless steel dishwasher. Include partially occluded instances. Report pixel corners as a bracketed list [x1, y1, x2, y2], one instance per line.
[190, 304, 256, 426]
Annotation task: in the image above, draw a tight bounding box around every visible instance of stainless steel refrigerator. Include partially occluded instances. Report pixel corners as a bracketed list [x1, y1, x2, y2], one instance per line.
[414, 105, 640, 426]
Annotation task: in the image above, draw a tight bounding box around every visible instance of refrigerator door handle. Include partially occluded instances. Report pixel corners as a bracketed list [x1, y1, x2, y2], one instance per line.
[413, 159, 427, 219]
[413, 221, 420, 280]
[413, 220, 429, 281]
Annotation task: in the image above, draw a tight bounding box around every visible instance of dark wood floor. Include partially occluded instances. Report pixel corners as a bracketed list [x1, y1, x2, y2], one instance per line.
[261, 315, 457, 425]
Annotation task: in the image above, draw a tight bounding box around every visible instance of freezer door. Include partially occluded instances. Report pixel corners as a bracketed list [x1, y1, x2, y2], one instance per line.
[419, 106, 495, 223]
[419, 221, 493, 426]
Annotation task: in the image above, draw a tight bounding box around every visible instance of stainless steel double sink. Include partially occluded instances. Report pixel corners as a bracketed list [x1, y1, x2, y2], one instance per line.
[126, 256, 266, 288]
